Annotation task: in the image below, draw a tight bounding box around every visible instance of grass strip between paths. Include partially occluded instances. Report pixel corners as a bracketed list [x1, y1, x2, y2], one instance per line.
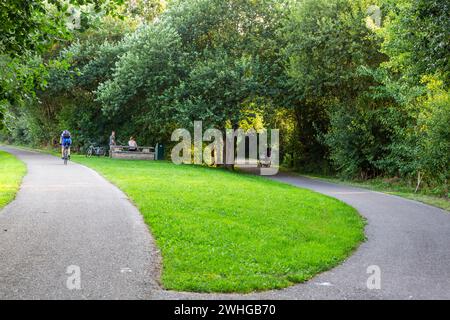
[74, 156, 365, 293]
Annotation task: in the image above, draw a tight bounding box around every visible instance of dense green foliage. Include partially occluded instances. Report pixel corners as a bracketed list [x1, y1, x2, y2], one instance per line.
[1, 0, 449, 194]
[75, 156, 364, 292]
[0, 150, 26, 210]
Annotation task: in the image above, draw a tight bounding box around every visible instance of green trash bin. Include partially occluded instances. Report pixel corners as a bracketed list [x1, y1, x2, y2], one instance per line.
[155, 143, 164, 160]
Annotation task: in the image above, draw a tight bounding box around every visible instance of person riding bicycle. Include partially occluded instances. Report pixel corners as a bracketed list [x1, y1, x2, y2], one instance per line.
[60, 130, 72, 159]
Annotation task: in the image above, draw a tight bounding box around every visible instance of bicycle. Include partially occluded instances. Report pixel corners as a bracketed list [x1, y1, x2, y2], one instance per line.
[63, 145, 70, 165]
[86, 143, 106, 157]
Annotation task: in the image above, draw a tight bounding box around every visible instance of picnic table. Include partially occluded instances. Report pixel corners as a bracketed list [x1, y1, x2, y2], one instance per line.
[110, 145, 155, 160]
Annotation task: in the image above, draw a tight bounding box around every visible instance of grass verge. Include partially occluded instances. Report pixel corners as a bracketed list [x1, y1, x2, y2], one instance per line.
[74, 156, 365, 293]
[0, 150, 27, 210]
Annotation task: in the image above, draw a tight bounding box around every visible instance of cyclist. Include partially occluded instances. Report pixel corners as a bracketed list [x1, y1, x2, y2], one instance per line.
[60, 130, 72, 159]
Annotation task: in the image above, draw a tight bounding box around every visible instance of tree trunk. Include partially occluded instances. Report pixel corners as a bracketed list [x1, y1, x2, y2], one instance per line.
[414, 171, 422, 193]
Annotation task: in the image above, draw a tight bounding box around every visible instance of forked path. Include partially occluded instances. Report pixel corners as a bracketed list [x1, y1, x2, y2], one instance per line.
[1, 147, 450, 300]
[0, 146, 161, 299]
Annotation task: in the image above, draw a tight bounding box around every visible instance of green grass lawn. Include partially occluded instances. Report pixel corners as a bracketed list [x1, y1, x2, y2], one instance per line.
[0, 150, 26, 210]
[74, 156, 365, 293]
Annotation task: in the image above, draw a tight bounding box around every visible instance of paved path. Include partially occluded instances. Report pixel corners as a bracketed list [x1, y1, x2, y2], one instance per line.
[1, 147, 449, 299]
[0, 146, 161, 299]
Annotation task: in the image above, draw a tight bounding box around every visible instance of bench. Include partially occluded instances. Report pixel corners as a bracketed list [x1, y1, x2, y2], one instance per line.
[110, 145, 155, 160]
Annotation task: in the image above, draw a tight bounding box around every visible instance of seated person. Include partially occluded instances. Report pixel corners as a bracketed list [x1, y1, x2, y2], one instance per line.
[128, 136, 138, 151]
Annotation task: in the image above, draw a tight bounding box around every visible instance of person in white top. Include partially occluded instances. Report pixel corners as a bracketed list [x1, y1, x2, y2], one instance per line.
[128, 136, 138, 151]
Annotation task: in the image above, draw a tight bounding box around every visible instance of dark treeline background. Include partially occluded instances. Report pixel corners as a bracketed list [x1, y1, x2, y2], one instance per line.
[1, 0, 449, 194]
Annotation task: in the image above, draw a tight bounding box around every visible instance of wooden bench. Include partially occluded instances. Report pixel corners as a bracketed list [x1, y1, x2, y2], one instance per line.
[110, 145, 155, 160]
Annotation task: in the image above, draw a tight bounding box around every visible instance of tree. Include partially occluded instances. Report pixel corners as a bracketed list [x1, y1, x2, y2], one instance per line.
[97, 0, 283, 141]
[0, 0, 124, 131]
[282, 0, 386, 173]
[96, 22, 183, 144]
[1, 10, 132, 146]
[374, 0, 450, 190]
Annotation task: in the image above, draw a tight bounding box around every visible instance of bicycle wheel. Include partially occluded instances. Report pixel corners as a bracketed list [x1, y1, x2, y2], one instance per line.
[63, 148, 68, 165]
[86, 147, 93, 157]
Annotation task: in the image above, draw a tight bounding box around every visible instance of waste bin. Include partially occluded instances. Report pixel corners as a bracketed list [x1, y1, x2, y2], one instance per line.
[155, 143, 164, 160]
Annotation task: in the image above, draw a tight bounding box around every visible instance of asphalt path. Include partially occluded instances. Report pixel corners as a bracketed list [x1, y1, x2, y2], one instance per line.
[0, 146, 161, 299]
